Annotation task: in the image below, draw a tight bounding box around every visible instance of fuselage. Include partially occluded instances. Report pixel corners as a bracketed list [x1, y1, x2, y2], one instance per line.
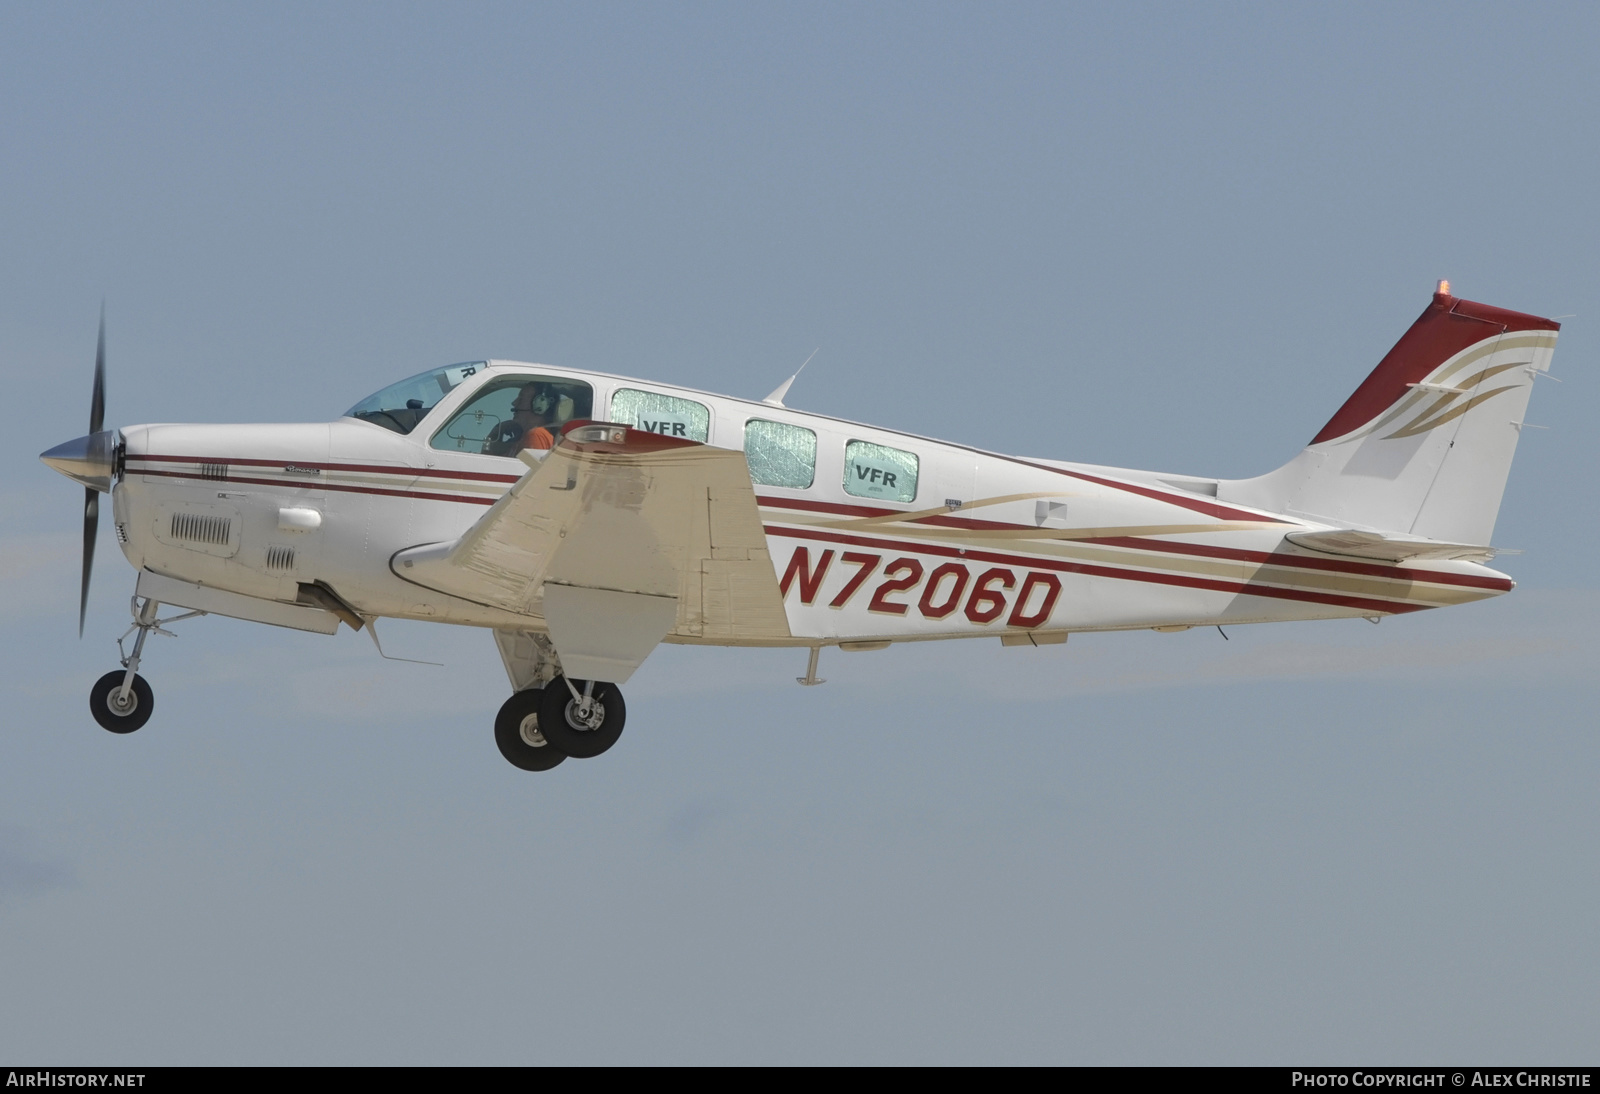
[109, 360, 1514, 648]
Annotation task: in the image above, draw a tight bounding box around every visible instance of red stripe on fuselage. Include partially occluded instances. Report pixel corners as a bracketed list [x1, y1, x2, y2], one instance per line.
[137, 467, 497, 505]
[1081, 535, 1512, 592]
[130, 453, 521, 484]
[754, 495, 1508, 591]
[764, 524, 1432, 617]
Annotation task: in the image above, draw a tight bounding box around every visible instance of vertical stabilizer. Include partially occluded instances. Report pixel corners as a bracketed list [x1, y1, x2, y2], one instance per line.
[1220, 286, 1559, 545]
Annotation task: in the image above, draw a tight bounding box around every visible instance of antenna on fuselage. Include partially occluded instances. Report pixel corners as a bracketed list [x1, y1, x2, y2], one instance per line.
[763, 347, 819, 407]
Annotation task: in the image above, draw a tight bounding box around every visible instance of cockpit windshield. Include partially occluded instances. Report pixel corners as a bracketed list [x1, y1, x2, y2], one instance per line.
[345, 363, 487, 435]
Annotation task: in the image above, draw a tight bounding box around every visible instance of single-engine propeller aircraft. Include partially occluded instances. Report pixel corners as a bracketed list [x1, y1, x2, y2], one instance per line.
[42, 283, 1560, 770]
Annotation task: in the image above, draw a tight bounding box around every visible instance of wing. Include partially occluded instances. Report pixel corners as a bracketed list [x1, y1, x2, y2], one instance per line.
[394, 424, 789, 681]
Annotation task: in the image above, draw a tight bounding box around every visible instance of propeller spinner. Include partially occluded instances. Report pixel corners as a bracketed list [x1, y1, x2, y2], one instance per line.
[39, 308, 120, 636]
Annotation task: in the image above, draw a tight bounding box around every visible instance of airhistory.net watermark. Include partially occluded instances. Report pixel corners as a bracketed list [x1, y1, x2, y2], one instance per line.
[5, 1074, 145, 1088]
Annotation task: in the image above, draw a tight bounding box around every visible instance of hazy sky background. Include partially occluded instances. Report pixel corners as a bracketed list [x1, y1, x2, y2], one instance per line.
[3, 3, 1597, 1063]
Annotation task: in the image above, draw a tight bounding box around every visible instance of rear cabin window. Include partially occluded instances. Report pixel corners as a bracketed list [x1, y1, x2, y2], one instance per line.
[609, 389, 710, 442]
[430, 376, 593, 456]
[844, 440, 918, 503]
[744, 419, 816, 489]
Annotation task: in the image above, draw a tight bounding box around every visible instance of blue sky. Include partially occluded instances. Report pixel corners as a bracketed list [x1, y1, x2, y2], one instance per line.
[2, 3, 1597, 1063]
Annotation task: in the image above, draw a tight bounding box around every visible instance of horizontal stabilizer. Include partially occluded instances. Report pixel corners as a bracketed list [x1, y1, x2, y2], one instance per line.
[1285, 529, 1496, 563]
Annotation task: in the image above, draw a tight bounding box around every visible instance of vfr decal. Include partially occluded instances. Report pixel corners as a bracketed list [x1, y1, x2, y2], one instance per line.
[638, 419, 690, 436]
[854, 465, 899, 489]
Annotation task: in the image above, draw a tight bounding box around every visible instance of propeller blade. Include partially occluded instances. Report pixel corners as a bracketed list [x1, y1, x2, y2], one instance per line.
[80, 306, 106, 636]
[90, 305, 106, 435]
[80, 487, 98, 638]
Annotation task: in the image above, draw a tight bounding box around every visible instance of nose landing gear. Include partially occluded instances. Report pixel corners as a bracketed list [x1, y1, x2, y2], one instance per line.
[89, 669, 152, 733]
[88, 595, 203, 734]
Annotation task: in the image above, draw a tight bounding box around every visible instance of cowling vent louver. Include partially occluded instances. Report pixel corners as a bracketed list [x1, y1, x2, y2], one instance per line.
[265, 545, 296, 573]
[170, 512, 232, 547]
[197, 461, 229, 481]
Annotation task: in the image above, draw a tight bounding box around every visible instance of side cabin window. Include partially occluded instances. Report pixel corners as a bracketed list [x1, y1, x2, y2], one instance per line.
[430, 375, 593, 457]
[609, 388, 710, 442]
[843, 439, 918, 503]
[744, 419, 816, 489]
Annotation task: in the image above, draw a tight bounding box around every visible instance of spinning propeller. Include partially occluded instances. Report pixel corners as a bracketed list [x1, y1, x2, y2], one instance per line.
[39, 308, 119, 636]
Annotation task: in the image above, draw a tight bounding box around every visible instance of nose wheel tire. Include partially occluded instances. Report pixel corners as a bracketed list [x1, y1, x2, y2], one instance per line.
[494, 689, 567, 771]
[90, 670, 153, 734]
[538, 677, 626, 759]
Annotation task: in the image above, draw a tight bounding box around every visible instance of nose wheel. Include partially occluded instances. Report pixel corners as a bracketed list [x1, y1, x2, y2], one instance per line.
[86, 594, 203, 735]
[90, 670, 153, 733]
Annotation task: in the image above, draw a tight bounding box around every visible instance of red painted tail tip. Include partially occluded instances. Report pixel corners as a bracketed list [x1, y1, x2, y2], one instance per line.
[1309, 287, 1559, 446]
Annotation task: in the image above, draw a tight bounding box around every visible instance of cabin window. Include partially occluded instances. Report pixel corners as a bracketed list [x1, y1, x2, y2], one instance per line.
[609, 388, 711, 442]
[744, 419, 816, 489]
[346, 363, 486, 435]
[843, 440, 918, 502]
[430, 375, 593, 456]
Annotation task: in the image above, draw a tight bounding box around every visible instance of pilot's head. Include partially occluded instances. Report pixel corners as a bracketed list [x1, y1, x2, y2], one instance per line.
[510, 383, 549, 426]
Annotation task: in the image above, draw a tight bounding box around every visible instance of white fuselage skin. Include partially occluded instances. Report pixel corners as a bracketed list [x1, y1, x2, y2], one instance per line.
[110, 361, 1513, 650]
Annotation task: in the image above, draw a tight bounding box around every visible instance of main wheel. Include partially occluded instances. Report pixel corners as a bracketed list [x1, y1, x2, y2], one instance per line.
[538, 677, 626, 759]
[494, 689, 567, 771]
[90, 671, 154, 734]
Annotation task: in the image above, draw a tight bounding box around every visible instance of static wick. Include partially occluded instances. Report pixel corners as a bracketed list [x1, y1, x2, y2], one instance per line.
[1216, 625, 1229, 641]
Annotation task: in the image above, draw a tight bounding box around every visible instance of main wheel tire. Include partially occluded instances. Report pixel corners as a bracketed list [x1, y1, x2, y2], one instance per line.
[494, 689, 567, 771]
[538, 677, 626, 759]
[90, 671, 154, 734]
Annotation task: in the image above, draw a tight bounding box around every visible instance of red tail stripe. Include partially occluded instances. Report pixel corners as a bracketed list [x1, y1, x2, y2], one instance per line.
[1082, 536, 1512, 591]
[754, 495, 1509, 590]
[765, 525, 1432, 616]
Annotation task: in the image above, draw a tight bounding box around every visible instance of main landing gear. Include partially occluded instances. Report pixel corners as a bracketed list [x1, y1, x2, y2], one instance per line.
[493, 675, 627, 772]
[88, 595, 201, 734]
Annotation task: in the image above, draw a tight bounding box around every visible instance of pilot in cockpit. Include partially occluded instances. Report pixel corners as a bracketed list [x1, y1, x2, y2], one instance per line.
[492, 382, 558, 456]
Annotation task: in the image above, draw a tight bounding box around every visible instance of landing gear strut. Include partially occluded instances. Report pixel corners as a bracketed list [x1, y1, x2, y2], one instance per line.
[88, 595, 202, 734]
[538, 676, 626, 759]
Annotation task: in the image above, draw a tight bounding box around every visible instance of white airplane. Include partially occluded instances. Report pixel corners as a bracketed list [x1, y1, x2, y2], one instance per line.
[42, 282, 1559, 770]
